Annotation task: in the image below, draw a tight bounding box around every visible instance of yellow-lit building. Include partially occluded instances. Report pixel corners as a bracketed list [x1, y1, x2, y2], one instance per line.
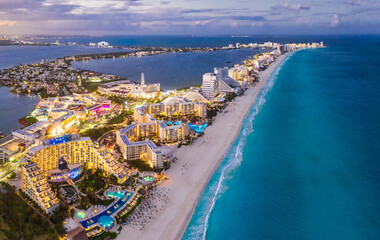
[24, 134, 129, 183]
[21, 162, 60, 214]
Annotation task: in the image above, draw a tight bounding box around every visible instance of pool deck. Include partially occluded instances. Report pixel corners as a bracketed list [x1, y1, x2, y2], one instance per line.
[79, 191, 134, 229]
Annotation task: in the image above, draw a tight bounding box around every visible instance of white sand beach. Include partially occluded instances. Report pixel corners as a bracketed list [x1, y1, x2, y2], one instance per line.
[118, 51, 292, 240]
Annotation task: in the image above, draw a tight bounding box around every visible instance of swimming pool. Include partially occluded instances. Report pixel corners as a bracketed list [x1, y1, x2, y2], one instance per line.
[80, 192, 132, 229]
[166, 121, 182, 125]
[98, 215, 114, 230]
[144, 176, 153, 181]
[107, 190, 126, 199]
[76, 211, 86, 219]
[188, 122, 208, 133]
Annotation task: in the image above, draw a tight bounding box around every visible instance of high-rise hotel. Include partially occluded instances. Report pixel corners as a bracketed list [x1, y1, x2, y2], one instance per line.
[21, 162, 60, 214]
[21, 134, 129, 213]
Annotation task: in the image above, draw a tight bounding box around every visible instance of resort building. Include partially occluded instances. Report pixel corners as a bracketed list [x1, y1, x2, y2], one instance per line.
[202, 68, 245, 99]
[116, 130, 164, 169]
[98, 79, 161, 99]
[47, 112, 79, 137]
[116, 97, 206, 168]
[214, 67, 245, 95]
[181, 89, 209, 102]
[21, 162, 60, 214]
[148, 96, 207, 118]
[0, 121, 51, 164]
[134, 104, 191, 142]
[23, 134, 129, 183]
[202, 73, 218, 99]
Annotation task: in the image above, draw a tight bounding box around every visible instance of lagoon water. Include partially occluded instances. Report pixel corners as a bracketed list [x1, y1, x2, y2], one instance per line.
[71, 49, 263, 89]
[72, 49, 263, 90]
[0, 87, 40, 134]
[183, 36, 380, 240]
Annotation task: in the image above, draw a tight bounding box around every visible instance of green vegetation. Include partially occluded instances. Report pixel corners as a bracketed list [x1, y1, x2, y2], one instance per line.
[78, 169, 118, 195]
[97, 92, 129, 105]
[224, 92, 237, 102]
[80, 126, 115, 140]
[87, 192, 115, 206]
[50, 204, 69, 235]
[177, 141, 190, 148]
[6, 172, 16, 179]
[69, 208, 75, 218]
[0, 182, 58, 240]
[207, 107, 219, 120]
[126, 159, 155, 172]
[78, 169, 107, 193]
[77, 195, 91, 210]
[107, 109, 133, 125]
[19, 115, 38, 126]
[82, 81, 104, 92]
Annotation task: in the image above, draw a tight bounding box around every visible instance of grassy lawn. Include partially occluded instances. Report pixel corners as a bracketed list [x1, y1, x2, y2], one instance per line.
[19, 115, 38, 126]
[82, 81, 105, 92]
[107, 110, 133, 125]
[80, 126, 116, 140]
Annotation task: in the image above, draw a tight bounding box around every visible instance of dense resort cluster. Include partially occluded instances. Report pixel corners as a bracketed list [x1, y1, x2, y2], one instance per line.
[0, 40, 324, 240]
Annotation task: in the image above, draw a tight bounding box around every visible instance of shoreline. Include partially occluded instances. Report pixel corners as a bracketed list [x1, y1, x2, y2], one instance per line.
[118, 50, 294, 240]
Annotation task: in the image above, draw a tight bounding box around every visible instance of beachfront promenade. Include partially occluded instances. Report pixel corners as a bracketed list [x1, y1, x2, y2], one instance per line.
[117, 51, 294, 240]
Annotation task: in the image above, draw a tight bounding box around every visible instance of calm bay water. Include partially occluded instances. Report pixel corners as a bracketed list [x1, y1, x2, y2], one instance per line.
[183, 36, 380, 240]
[0, 87, 40, 134]
[71, 49, 263, 89]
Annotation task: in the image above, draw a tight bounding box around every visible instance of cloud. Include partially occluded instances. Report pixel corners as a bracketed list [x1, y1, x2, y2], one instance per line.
[283, 3, 311, 11]
[0, 20, 17, 26]
[330, 14, 340, 27]
[251, 21, 264, 27]
[345, 0, 361, 6]
[0, 0, 378, 35]
[271, 2, 311, 13]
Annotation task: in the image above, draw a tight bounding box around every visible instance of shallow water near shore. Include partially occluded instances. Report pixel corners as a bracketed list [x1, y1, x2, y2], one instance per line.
[183, 36, 380, 240]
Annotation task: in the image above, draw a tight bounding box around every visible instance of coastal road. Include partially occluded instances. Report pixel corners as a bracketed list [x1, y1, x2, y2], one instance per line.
[0, 162, 20, 180]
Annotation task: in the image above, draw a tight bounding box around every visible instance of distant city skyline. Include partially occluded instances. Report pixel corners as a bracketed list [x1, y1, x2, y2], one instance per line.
[0, 0, 379, 35]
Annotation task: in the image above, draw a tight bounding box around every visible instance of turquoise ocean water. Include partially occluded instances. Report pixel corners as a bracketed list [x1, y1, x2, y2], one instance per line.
[183, 36, 380, 240]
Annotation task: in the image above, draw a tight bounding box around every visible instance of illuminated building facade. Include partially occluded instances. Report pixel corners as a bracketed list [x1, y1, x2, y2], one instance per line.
[23, 134, 129, 183]
[21, 162, 60, 214]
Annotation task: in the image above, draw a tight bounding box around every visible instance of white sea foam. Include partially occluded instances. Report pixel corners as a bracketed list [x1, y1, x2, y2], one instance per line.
[184, 52, 297, 240]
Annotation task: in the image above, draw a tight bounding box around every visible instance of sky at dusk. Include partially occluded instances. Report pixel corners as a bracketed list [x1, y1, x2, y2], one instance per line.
[0, 0, 379, 35]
